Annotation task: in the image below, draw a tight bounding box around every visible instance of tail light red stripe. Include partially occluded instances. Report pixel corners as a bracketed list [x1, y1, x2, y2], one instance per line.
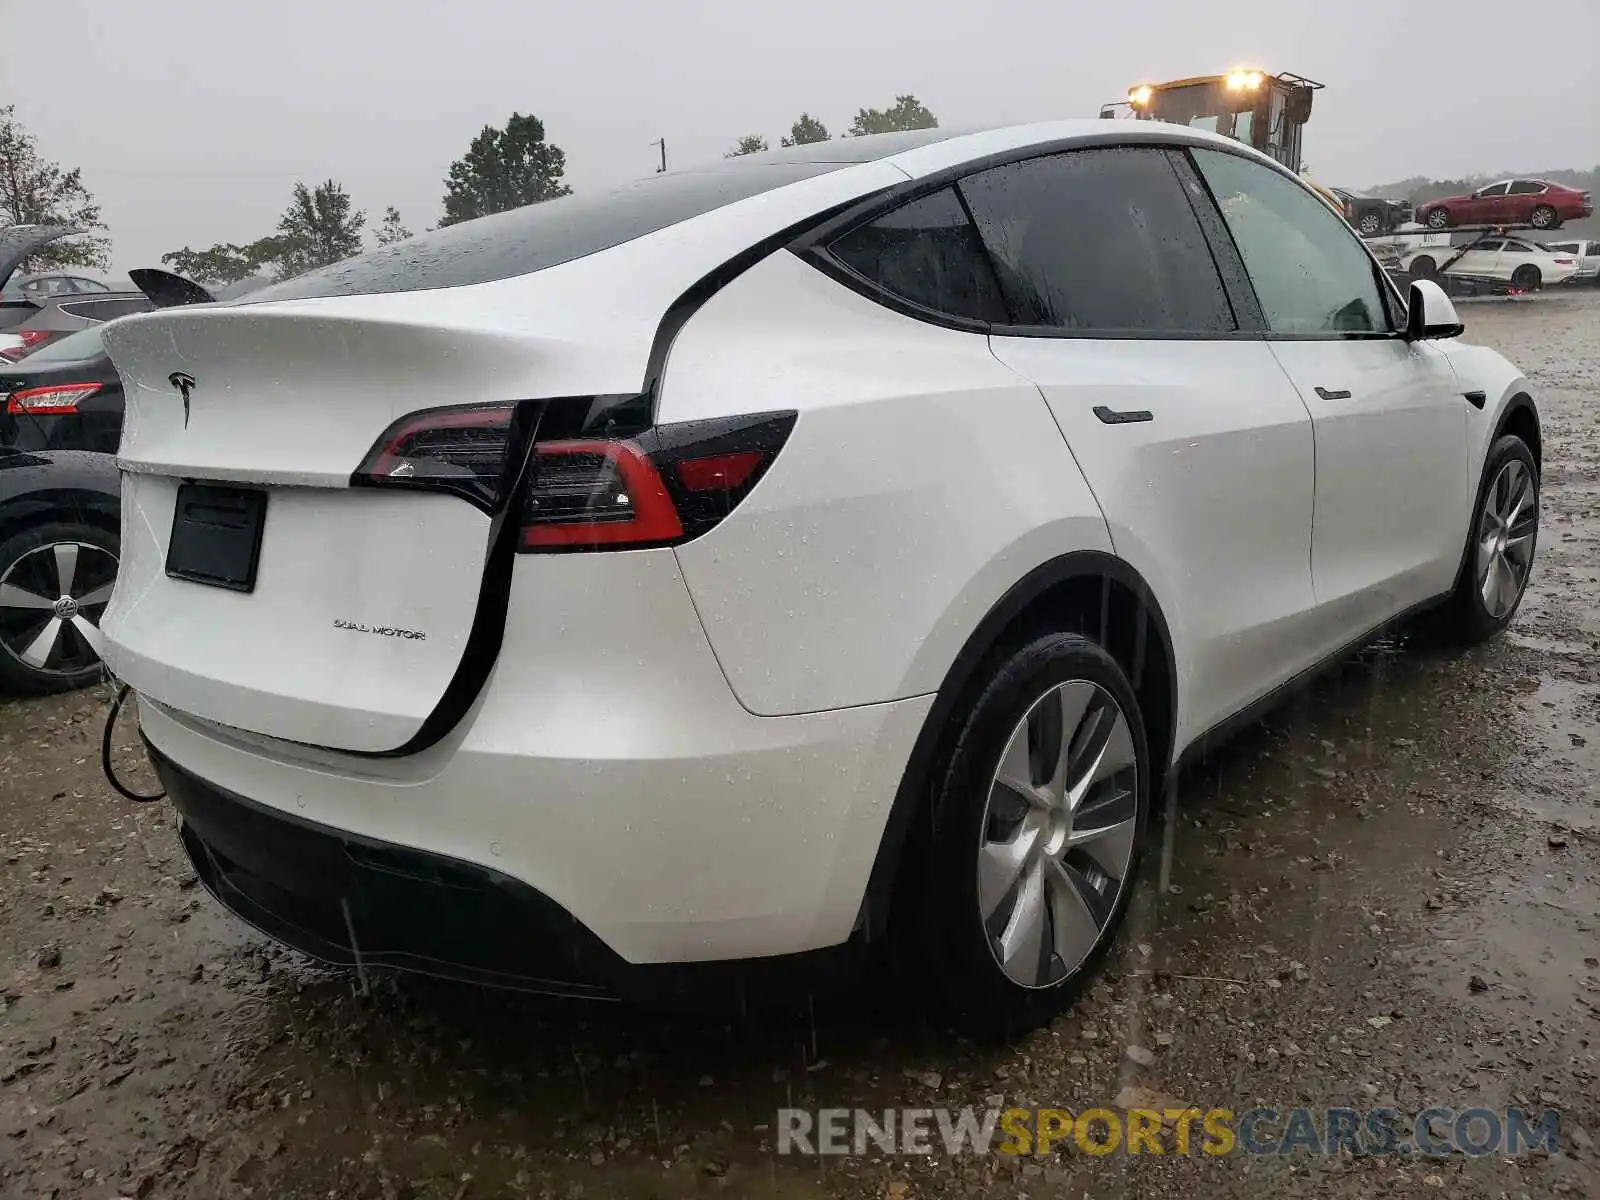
[351, 401, 795, 553]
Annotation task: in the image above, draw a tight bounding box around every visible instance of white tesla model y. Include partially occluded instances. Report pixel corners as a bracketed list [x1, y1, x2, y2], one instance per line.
[100, 121, 1540, 1028]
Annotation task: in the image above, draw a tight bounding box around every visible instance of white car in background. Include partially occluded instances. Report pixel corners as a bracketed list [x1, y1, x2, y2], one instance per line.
[99, 121, 1541, 1029]
[1404, 236, 1579, 292]
[1542, 238, 1600, 283]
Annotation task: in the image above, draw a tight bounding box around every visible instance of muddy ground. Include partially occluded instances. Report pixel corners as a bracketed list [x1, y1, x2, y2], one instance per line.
[2, 291, 1597, 1200]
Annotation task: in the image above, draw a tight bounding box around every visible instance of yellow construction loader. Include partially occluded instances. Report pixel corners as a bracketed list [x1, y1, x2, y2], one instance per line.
[1100, 69, 1344, 211]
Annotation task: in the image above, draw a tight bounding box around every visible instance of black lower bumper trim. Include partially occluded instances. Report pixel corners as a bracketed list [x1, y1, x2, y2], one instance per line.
[151, 745, 865, 1010]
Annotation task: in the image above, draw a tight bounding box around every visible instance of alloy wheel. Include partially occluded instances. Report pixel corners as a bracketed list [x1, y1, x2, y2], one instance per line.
[1476, 460, 1537, 620]
[977, 680, 1139, 989]
[0, 541, 117, 676]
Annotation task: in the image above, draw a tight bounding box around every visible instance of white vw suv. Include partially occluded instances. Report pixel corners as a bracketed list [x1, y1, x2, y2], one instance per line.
[100, 122, 1540, 1029]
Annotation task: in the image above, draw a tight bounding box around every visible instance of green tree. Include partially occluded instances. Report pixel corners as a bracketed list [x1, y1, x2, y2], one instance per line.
[846, 95, 938, 137]
[375, 205, 413, 246]
[440, 113, 572, 227]
[272, 179, 366, 278]
[160, 242, 268, 286]
[725, 134, 769, 158]
[0, 105, 109, 271]
[780, 113, 830, 147]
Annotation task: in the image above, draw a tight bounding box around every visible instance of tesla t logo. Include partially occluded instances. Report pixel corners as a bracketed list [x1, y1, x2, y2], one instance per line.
[167, 371, 196, 427]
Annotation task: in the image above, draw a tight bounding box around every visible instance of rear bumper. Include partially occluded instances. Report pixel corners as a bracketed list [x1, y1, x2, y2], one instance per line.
[159, 746, 870, 1007]
[136, 544, 934, 971]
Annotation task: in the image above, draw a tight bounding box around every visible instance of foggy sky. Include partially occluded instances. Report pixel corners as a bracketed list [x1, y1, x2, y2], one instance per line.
[6, 0, 1596, 275]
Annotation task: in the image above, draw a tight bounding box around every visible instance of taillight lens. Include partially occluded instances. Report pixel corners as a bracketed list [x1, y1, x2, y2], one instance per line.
[7, 383, 100, 414]
[350, 401, 794, 552]
[352, 403, 517, 509]
[16, 330, 56, 355]
[521, 412, 795, 552]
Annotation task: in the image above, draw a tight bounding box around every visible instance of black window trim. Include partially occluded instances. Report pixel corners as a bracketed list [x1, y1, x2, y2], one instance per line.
[1178, 145, 1410, 342]
[792, 140, 1264, 342]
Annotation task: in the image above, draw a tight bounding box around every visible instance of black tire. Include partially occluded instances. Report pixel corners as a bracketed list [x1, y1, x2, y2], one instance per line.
[1440, 435, 1538, 644]
[1357, 210, 1383, 235]
[1410, 255, 1438, 281]
[912, 632, 1150, 1034]
[1426, 207, 1452, 230]
[1512, 264, 1541, 292]
[0, 522, 118, 695]
[1529, 205, 1558, 230]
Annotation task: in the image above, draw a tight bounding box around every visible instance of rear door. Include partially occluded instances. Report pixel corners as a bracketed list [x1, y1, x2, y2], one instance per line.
[1189, 147, 1470, 642]
[970, 146, 1320, 737]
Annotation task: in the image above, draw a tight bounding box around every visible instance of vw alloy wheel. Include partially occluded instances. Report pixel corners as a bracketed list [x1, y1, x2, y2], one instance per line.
[1477, 459, 1537, 620]
[0, 540, 117, 679]
[978, 680, 1139, 989]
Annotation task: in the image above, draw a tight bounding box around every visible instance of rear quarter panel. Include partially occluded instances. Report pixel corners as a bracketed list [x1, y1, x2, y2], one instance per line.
[661, 250, 1115, 717]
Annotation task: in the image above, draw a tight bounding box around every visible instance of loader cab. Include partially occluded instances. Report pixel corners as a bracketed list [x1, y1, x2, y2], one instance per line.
[1107, 70, 1323, 175]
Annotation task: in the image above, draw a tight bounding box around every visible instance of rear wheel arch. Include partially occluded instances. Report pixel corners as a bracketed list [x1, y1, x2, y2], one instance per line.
[857, 550, 1178, 943]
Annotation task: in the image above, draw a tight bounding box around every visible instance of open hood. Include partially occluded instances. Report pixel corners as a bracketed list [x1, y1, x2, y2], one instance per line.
[0, 225, 85, 293]
[129, 267, 215, 308]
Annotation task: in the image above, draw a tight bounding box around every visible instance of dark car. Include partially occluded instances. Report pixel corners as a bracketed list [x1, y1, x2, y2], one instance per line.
[0, 325, 126, 453]
[1331, 187, 1412, 235]
[1415, 178, 1594, 231]
[0, 446, 120, 693]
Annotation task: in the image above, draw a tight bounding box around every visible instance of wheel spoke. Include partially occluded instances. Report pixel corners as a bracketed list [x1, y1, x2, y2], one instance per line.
[1043, 857, 1103, 968]
[0, 583, 57, 611]
[70, 615, 104, 658]
[994, 862, 1048, 985]
[74, 581, 115, 608]
[53, 543, 79, 597]
[1043, 682, 1095, 802]
[19, 617, 63, 668]
[1066, 787, 1139, 877]
[978, 822, 1040, 923]
[994, 725, 1049, 810]
[1065, 703, 1134, 810]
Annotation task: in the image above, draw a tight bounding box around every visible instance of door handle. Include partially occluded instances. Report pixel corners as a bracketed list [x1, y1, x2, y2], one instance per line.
[1093, 405, 1153, 425]
[1463, 390, 1487, 409]
[1313, 386, 1352, 401]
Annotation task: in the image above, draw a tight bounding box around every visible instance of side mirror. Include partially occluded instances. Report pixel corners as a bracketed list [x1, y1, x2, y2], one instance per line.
[1406, 279, 1463, 340]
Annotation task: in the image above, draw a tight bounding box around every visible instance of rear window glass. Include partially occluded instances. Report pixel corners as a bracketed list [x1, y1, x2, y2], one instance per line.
[829, 187, 1009, 324]
[241, 162, 848, 303]
[58, 297, 151, 321]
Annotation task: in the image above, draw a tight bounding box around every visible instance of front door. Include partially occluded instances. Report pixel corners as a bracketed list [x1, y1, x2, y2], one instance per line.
[1190, 148, 1470, 647]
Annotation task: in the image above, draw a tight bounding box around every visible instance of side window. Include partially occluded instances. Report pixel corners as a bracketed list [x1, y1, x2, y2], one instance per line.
[827, 187, 1009, 324]
[1478, 183, 1509, 197]
[957, 147, 1236, 333]
[1507, 180, 1544, 195]
[1191, 147, 1389, 335]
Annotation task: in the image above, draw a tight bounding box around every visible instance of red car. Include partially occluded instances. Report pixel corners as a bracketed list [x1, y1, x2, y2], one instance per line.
[1415, 178, 1593, 231]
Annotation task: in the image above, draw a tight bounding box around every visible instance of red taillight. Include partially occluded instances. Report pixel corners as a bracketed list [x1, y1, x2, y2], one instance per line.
[7, 382, 101, 414]
[17, 330, 55, 352]
[352, 403, 517, 510]
[1554, 258, 1575, 265]
[523, 440, 683, 548]
[676, 450, 766, 492]
[521, 413, 795, 552]
[351, 401, 795, 553]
